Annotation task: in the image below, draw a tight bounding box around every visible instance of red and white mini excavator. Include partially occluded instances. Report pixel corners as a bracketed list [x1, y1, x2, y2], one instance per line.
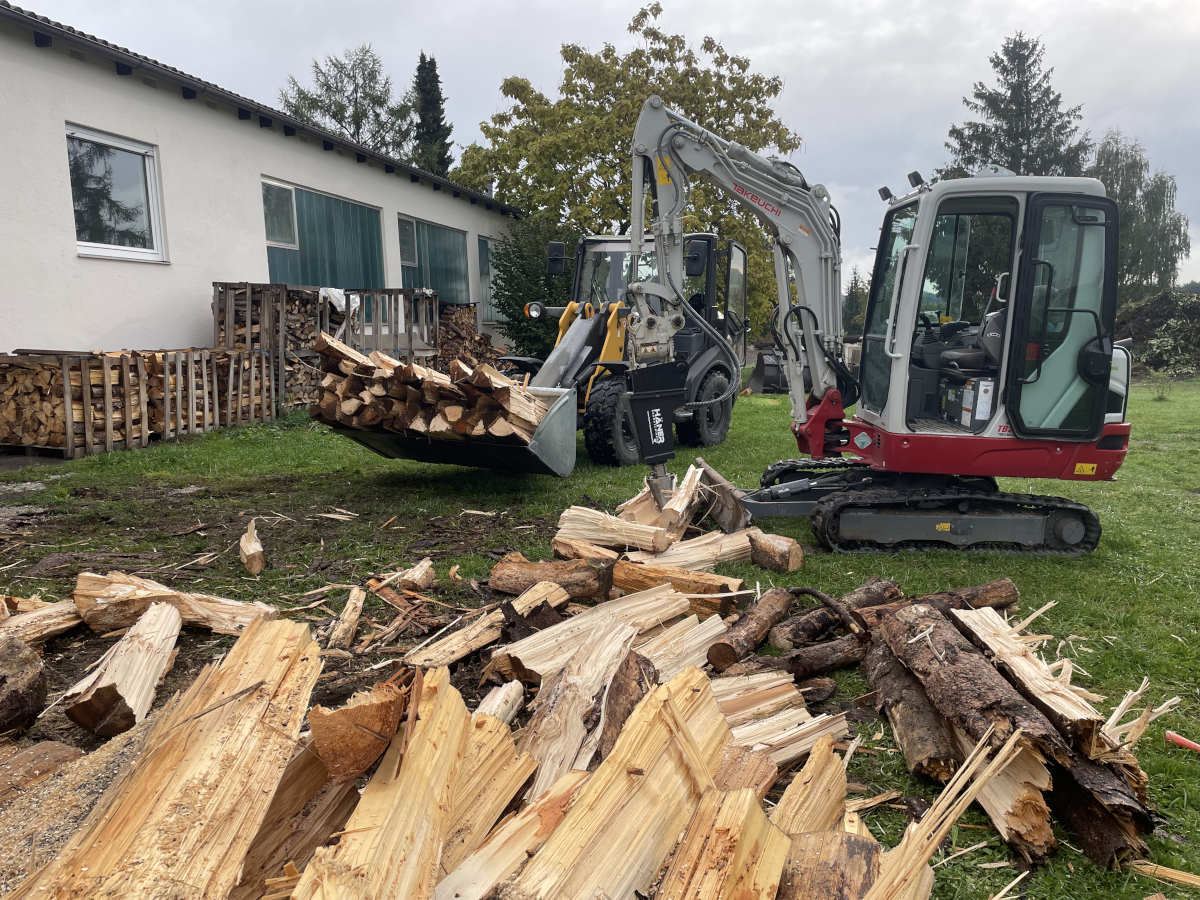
[618, 96, 1132, 555]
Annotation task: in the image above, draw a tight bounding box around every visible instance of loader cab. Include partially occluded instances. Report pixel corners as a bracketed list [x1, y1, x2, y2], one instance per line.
[858, 176, 1124, 447]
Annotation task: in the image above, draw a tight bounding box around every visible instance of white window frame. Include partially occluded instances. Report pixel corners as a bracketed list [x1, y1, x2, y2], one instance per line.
[397, 215, 419, 267]
[65, 123, 166, 262]
[261, 179, 299, 250]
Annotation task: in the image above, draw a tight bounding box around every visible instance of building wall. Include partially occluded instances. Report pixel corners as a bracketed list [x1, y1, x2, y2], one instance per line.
[0, 18, 510, 353]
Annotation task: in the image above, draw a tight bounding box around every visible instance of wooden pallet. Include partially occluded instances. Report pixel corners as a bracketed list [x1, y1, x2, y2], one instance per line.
[1, 352, 151, 459]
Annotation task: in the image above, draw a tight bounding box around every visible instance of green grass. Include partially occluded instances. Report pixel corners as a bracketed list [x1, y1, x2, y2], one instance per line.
[3, 383, 1200, 898]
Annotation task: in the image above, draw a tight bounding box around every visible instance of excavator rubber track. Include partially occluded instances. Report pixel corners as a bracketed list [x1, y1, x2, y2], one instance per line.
[809, 486, 1102, 556]
[761, 456, 871, 487]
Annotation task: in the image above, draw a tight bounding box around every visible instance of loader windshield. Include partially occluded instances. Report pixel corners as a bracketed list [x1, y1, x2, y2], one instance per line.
[580, 243, 659, 309]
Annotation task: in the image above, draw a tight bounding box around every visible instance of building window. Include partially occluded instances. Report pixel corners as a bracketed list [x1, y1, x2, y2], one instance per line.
[398, 216, 418, 266]
[262, 181, 298, 248]
[66, 124, 164, 261]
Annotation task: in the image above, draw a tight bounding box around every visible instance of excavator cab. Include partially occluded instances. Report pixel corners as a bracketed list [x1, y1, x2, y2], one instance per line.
[515, 233, 748, 466]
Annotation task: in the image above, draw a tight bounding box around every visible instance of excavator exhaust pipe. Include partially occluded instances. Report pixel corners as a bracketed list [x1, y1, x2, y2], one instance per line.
[331, 387, 578, 478]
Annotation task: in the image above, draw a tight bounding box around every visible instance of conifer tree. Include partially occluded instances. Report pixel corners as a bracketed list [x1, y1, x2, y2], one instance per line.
[410, 53, 455, 176]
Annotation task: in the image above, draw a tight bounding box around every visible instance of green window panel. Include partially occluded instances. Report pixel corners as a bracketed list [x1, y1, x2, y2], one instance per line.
[265, 186, 384, 288]
[397, 218, 470, 304]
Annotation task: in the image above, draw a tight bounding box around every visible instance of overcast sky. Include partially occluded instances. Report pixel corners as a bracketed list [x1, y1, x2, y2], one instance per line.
[30, 0, 1200, 282]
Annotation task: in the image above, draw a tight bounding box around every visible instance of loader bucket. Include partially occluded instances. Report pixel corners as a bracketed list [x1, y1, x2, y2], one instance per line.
[331, 387, 578, 478]
[747, 353, 788, 394]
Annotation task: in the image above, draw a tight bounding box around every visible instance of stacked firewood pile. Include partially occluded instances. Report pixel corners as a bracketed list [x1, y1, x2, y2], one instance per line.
[309, 332, 546, 443]
[143, 351, 218, 434]
[0, 353, 149, 451]
[213, 284, 345, 356]
[435, 304, 506, 372]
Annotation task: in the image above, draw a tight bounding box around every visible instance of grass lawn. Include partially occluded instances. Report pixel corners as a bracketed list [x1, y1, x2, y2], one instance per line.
[2, 380, 1198, 898]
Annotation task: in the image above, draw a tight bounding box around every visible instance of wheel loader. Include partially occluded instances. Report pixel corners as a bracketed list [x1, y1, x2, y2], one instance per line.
[501, 233, 751, 466]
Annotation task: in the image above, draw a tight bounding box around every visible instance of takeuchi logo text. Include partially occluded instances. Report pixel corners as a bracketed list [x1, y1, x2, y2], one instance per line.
[734, 184, 781, 217]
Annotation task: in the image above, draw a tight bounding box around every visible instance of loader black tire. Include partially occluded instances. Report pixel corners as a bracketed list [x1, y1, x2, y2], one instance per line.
[676, 370, 732, 447]
[584, 376, 640, 467]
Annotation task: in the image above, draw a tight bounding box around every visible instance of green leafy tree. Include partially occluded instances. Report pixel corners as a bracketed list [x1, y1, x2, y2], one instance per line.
[456, 3, 800, 336]
[943, 33, 1091, 178]
[490, 216, 578, 358]
[1090, 130, 1191, 305]
[410, 53, 455, 175]
[841, 266, 868, 336]
[280, 45, 413, 156]
[1180, 280, 1200, 295]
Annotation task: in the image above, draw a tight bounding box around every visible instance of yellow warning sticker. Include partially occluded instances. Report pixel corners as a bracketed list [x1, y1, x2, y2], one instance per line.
[656, 157, 671, 185]
[1074, 463, 1097, 475]
[935, 523, 951, 532]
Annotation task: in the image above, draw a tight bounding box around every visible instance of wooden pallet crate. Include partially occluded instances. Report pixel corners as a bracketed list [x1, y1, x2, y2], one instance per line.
[0, 352, 151, 458]
[215, 349, 275, 428]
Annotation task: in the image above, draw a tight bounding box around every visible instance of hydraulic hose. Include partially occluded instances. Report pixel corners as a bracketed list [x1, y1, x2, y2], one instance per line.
[679, 296, 743, 409]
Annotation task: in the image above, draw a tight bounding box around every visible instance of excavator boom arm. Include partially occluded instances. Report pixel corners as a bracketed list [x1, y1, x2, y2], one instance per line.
[627, 96, 843, 421]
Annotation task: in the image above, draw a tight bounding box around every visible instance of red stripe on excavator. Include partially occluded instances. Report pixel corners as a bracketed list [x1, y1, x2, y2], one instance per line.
[837, 421, 1130, 482]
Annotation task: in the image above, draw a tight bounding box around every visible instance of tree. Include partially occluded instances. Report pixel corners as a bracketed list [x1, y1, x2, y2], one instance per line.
[410, 53, 454, 176]
[1090, 130, 1190, 304]
[943, 33, 1091, 178]
[841, 266, 868, 336]
[280, 45, 413, 157]
[67, 139, 150, 248]
[489, 216, 577, 358]
[455, 3, 800, 336]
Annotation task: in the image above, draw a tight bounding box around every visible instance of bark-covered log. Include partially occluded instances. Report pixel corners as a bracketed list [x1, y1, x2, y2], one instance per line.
[694, 456, 751, 534]
[1045, 760, 1149, 868]
[856, 578, 1019, 630]
[769, 579, 901, 651]
[488, 552, 614, 600]
[748, 532, 805, 573]
[707, 587, 792, 672]
[782, 635, 869, 680]
[778, 831, 881, 900]
[594, 650, 658, 765]
[863, 634, 957, 782]
[880, 604, 1070, 759]
[0, 634, 45, 733]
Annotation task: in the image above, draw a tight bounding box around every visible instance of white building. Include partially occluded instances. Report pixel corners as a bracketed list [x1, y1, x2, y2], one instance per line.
[0, 1, 516, 353]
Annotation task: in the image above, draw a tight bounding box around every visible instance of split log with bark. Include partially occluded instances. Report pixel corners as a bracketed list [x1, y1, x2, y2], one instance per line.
[551, 536, 619, 562]
[517, 622, 638, 796]
[637, 614, 728, 682]
[626, 527, 762, 570]
[62, 601, 182, 735]
[694, 456, 751, 533]
[708, 586, 792, 672]
[293, 667, 471, 900]
[556, 505, 672, 552]
[308, 679, 406, 779]
[9, 617, 321, 900]
[488, 551, 614, 600]
[483, 584, 689, 683]
[612, 559, 744, 614]
[326, 587, 365, 650]
[749, 532, 805, 572]
[594, 650, 658, 764]
[73, 570, 275, 634]
[778, 830, 882, 900]
[0, 599, 82, 644]
[406, 581, 568, 667]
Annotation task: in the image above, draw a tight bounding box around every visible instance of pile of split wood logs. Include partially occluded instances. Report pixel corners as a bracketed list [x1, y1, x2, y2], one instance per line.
[0, 463, 1191, 899]
[436, 304, 506, 371]
[309, 332, 548, 443]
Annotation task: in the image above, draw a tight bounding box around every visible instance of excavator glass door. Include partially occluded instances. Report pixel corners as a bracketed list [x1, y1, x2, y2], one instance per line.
[860, 202, 919, 413]
[1006, 195, 1119, 439]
